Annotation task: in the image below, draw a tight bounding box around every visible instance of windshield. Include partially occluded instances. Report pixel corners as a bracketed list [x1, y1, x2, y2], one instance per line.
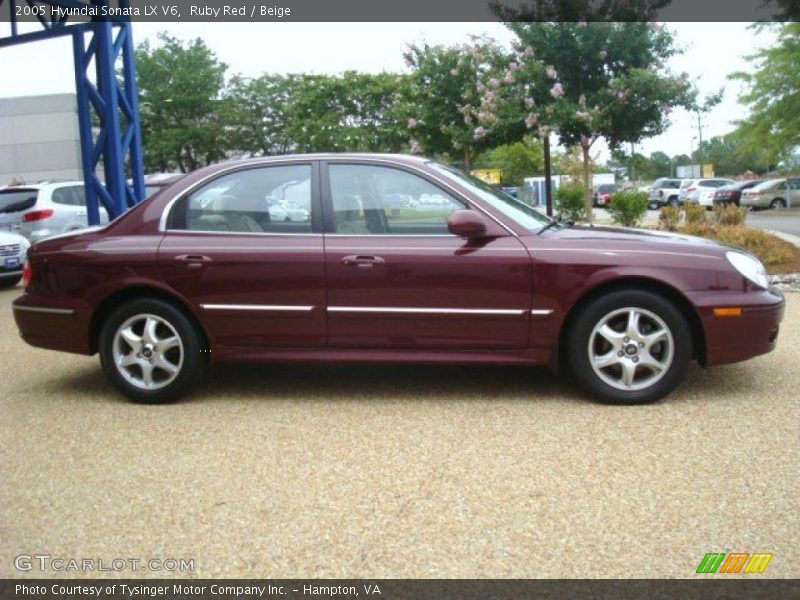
[428, 162, 551, 232]
[0, 189, 39, 213]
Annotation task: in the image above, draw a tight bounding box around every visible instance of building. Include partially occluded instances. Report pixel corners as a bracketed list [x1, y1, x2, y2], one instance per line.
[0, 94, 82, 185]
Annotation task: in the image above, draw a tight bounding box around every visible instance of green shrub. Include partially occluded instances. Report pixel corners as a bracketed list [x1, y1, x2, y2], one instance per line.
[607, 189, 648, 227]
[714, 225, 795, 266]
[554, 182, 586, 222]
[712, 204, 748, 227]
[658, 206, 681, 231]
[684, 203, 706, 224]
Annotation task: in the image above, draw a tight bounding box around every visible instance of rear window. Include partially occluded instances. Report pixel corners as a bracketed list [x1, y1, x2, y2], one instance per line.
[0, 189, 39, 213]
[597, 184, 617, 193]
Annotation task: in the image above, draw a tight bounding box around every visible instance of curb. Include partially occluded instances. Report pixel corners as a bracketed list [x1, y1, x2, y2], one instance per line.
[764, 229, 800, 249]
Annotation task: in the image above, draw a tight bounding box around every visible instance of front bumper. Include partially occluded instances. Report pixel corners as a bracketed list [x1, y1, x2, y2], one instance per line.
[687, 288, 785, 366]
[12, 293, 93, 355]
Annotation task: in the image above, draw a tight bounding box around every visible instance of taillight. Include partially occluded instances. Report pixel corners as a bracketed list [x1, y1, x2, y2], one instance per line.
[22, 261, 32, 285]
[687, 186, 696, 192]
[23, 209, 54, 222]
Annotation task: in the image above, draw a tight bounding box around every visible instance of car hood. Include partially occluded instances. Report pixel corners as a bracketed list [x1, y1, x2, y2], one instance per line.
[536, 224, 729, 255]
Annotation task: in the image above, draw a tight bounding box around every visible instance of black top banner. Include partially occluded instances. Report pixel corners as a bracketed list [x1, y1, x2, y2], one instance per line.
[0, 0, 797, 23]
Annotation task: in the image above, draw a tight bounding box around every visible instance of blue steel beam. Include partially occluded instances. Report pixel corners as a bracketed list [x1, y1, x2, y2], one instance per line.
[1, 0, 146, 224]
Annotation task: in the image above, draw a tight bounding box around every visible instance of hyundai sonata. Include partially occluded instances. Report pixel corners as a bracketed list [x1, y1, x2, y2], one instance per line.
[12, 154, 784, 404]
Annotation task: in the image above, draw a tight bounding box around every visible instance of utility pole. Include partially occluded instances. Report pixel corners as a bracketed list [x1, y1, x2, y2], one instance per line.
[543, 135, 553, 217]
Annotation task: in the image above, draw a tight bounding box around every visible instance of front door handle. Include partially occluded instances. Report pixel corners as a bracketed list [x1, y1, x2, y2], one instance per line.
[174, 254, 213, 269]
[341, 255, 385, 268]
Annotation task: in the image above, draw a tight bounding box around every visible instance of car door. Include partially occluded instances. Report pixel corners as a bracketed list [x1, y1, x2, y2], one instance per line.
[321, 161, 532, 350]
[788, 179, 800, 207]
[158, 161, 326, 348]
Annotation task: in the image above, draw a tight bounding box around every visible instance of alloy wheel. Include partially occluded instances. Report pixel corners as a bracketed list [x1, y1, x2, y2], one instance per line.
[588, 307, 674, 392]
[112, 313, 184, 390]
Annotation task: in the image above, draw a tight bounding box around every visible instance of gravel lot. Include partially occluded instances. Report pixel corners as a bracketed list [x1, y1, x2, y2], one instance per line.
[0, 285, 798, 579]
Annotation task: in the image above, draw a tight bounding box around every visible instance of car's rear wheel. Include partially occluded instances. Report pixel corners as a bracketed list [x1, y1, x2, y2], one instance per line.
[770, 198, 787, 210]
[99, 298, 207, 403]
[566, 289, 692, 404]
[668, 196, 679, 206]
[0, 274, 22, 288]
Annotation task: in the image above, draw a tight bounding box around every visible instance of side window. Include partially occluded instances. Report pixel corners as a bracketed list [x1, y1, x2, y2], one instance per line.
[328, 164, 464, 235]
[173, 164, 312, 234]
[51, 186, 85, 206]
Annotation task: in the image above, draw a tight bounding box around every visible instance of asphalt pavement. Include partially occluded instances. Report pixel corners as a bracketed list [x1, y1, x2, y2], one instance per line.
[746, 207, 800, 237]
[0, 285, 798, 578]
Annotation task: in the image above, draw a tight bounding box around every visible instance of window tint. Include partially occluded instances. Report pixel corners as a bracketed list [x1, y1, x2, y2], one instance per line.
[174, 165, 312, 234]
[0, 189, 39, 213]
[329, 164, 464, 235]
[787, 179, 800, 190]
[653, 179, 680, 189]
[51, 186, 86, 206]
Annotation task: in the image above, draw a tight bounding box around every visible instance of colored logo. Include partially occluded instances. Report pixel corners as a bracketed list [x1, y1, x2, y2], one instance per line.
[696, 552, 773, 574]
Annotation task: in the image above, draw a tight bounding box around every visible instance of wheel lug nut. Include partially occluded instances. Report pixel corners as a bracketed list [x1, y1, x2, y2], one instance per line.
[632, 357, 639, 363]
[624, 337, 629, 342]
[617, 351, 624, 356]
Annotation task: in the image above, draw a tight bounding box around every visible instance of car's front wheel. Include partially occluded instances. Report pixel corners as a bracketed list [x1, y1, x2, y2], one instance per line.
[566, 289, 692, 404]
[99, 298, 207, 403]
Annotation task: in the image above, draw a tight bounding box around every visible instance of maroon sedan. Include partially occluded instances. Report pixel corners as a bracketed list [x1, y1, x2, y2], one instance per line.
[12, 154, 784, 404]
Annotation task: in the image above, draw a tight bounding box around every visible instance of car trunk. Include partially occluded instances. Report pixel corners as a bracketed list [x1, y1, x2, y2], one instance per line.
[0, 188, 39, 231]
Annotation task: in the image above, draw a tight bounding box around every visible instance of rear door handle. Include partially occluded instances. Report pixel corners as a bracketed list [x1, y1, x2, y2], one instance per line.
[341, 255, 385, 268]
[174, 254, 213, 268]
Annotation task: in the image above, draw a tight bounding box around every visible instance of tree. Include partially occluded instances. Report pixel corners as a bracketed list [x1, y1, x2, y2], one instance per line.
[729, 22, 800, 164]
[695, 133, 779, 175]
[502, 22, 695, 217]
[135, 33, 229, 173]
[399, 38, 523, 170]
[475, 138, 544, 186]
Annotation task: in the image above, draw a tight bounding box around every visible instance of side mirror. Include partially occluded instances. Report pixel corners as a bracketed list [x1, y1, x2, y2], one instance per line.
[447, 209, 487, 238]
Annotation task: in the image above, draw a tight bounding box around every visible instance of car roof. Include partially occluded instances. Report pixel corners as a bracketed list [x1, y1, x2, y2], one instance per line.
[0, 180, 84, 191]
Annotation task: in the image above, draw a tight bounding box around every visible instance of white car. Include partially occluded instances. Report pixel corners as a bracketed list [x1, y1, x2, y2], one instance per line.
[698, 189, 717, 208]
[268, 203, 310, 222]
[680, 178, 735, 204]
[0, 229, 30, 288]
[0, 181, 109, 243]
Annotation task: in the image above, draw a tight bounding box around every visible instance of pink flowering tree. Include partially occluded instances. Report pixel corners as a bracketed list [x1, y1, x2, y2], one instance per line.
[501, 22, 695, 218]
[399, 38, 524, 171]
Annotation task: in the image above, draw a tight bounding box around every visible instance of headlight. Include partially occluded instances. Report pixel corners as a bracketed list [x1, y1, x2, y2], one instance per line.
[726, 250, 769, 289]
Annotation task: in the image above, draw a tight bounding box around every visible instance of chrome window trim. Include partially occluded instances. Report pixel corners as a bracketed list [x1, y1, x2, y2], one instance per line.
[164, 230, 322, 238]
[158, 156, 518, 237]
[12, 305, 76, 315]
[530, 309, 554, 316]
[200, 304, 315, 312]
[158, 157, 315, 233]
[327, 306, 526, 316]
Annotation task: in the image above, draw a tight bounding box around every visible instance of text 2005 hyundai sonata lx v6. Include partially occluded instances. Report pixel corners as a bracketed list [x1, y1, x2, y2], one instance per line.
[12, 154, 785, 404]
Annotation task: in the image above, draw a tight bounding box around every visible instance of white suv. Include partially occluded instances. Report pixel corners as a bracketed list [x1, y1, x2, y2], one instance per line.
[0, 181, 109, 243]
[679, 178, 735, 205]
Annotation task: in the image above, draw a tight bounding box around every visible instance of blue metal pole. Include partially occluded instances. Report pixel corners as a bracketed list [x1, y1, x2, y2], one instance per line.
[72, 28, 101, 226]
[93, 20, 125, 219]
[120, 23, 146, 206]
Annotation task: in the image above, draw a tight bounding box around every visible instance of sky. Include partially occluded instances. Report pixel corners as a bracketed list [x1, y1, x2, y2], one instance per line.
[0, 22, 775, 162]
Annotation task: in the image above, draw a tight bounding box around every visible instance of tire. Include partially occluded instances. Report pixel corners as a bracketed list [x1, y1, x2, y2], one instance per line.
[668, 196, 679, 207]
[770, 198, 787, 210]
[0, 275, 22, 289]
[565, 289, 692, 404]
[99, 298, 207, 403]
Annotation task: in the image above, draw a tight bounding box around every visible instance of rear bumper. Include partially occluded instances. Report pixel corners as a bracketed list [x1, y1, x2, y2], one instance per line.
[12, 293, 93, 355]
[687, 289, 785, 367]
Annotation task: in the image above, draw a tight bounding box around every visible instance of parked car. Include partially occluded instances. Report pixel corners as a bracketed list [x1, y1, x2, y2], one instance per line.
[712, 180, 765, 207]
[268, 201, 310, 222]
[680, 178, 736, 204]
[502, 186, 518, 198]
[593, 183, 619, 207]
[0, 229, 29, 288]
[647, 178, 685, 209]
[0, 181, 109, 242]
[740, 178, 800, 210]
[143, 173, 185, 198]
[13, 154, 784, 406]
